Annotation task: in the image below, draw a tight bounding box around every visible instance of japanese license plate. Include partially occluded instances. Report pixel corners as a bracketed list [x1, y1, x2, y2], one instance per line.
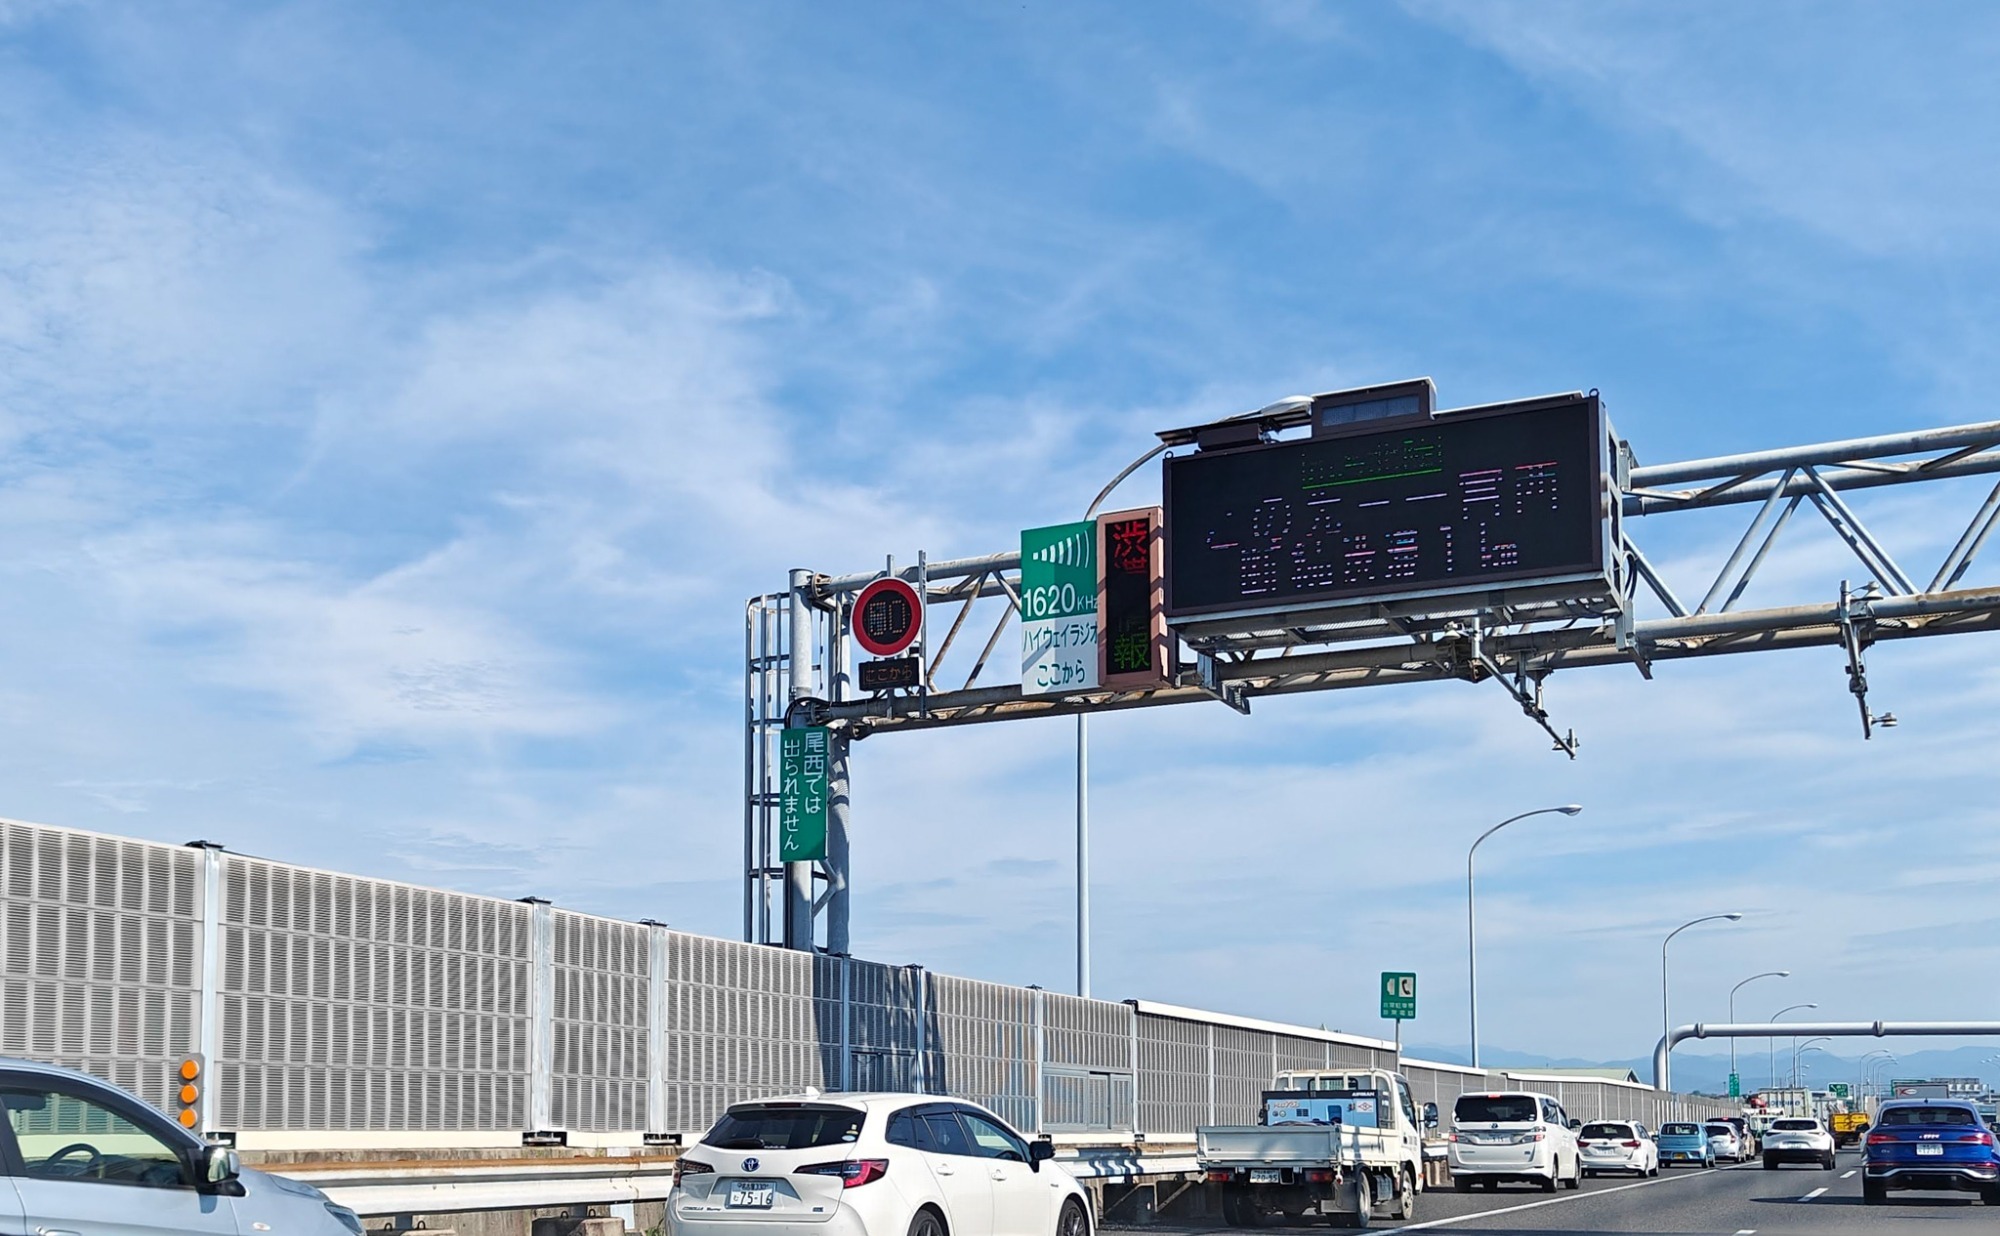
[1249, 1170, 1281, 1183]
[1915, 1145, 1944, 1156]
[727, 1185, 777, 1208]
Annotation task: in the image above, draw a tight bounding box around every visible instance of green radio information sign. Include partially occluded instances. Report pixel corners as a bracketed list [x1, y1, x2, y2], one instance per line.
[1020, 521, 1099, 696]
[779, 726, 830, 861]
[1381, 971, 1416, 1021]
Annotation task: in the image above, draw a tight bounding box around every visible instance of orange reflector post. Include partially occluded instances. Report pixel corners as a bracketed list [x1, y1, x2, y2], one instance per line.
[180, 1059, 200, 1081]
[180, 1084, 199, 1104]
[178, 1108, 198, 1127]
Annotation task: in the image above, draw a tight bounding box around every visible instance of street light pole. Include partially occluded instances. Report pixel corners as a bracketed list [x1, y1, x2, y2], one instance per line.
[1767, 1003, 1818, 1091]
[1660, 912, 1744, 1092]
[1067, 398, 1306, 999]
[1859, 1049, 1894, 1099]
[1793, 1039, 1831, 1088]
[1728, 970, 1789, 1093]
[1466, 804, 1582, 1069]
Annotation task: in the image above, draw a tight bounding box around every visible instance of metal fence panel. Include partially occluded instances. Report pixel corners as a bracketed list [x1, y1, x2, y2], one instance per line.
[216, 856, 532, 1130]
[927, 974, 1034, 1131]
[551, 911, 648, 1132]
[0, 821, 202, 1118]
[1213, 1027, 1271, 1125]
[1136, 1013, 1207, 1135]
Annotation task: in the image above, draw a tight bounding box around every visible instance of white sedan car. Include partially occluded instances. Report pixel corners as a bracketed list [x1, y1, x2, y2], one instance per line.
[1577, 1121, 1659, 1177]
[670, 1092, 1093, 1236]
[1761, 1117, 1838, 1170]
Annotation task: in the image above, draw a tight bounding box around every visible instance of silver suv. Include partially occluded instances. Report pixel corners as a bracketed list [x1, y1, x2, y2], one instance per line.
[1, 1057, 363, 1236]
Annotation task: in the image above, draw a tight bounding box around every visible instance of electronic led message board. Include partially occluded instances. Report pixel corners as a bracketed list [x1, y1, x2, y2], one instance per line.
[1163, 393, 1608, 622]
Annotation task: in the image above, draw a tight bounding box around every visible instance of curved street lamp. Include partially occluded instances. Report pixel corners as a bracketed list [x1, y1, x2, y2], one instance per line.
[1069, 397, 1309, 998]
[1793, 1038, 1832, 1087]
[1727, 970, 1789, 1092]
[1660, 913, 1743, 1091]
[1860, 1049, 1896, 1098]
[1767, 1002, 1819, 1090]
[1466, 805, 1583, 1068]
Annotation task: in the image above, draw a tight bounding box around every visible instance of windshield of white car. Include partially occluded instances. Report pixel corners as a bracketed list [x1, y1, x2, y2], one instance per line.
[704, 1104, 865, 1149]
[1579, 1123, 1632, 1140]
[1454, 1096, 1538, 1124]
[1771, 1119, 1818, 1131]
[1704, 1125, 1734, 1136]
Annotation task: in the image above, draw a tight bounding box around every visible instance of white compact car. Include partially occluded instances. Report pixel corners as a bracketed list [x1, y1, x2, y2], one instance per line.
[1704, 1122, 1746, 1163]
[1761, 1117, 1838, 1170]
[1447, 1091, 1582, 1192]
[0, 1057, 364, 1236]
[1577, 1120, 1659, 1177]
[669, 1093, 1092, 1236]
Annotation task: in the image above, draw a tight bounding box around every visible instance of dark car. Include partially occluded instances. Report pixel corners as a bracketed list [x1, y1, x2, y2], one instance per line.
[1863, 1099, 2000, 1204]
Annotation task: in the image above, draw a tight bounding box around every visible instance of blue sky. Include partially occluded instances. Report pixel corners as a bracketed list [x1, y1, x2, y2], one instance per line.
[4, 1, 2000, 1067]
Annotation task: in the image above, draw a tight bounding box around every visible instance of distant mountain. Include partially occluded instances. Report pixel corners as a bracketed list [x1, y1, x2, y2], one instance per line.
[1405, 1043, 1998, 1096]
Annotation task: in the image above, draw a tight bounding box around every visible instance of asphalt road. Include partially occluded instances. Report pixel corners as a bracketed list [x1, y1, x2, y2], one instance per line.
[1110, 1151, 1997, 1235]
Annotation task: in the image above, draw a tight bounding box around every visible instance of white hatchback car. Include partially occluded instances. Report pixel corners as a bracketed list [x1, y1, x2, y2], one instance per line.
[669, 1093, 1092, 1236]
[1704, 1122, 1747, 1164]
[1577, 1120, 1659, 1177]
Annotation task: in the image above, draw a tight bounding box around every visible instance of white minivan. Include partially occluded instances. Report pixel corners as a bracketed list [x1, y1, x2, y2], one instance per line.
[1, 1057, 364, 1236]
[1447, 1091, 1583, 1192]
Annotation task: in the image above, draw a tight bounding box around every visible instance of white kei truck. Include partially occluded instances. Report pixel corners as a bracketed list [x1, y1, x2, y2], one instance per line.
[1196, 1068, 1439, 1229]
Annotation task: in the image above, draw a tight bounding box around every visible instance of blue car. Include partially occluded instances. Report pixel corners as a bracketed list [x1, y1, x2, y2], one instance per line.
[1863, 1099, 2000, 1204]
[1656, 1122, 1715, 1168]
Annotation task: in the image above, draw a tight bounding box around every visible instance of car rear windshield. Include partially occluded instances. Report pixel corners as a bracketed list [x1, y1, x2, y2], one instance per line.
[1661, 1123, 1699, 1136]
[1879, 1106, 1979, 1127]
[1454, 1095, 1539, 1124]
[1579, 1123, 1631, 1139]
[1771, 1120, 1818, 1131]
[1704, 1124, 1733, 1134]
[704, 1104, 865, 1150]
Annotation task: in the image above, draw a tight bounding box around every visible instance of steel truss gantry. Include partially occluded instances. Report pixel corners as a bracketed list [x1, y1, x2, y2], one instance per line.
[746, 416, 2000, 949]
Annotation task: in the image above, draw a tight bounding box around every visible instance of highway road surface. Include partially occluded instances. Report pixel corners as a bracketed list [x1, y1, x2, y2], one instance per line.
[1110, 1151, 1996, 1234]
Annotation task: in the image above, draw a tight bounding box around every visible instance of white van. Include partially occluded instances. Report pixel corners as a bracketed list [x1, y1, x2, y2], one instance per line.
[1447, 1091, 1582, 1191]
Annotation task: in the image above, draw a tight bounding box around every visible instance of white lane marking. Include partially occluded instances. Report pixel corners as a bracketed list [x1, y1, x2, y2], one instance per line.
[1840, 1169, 1856, 1178]
[1733, 1229, 1757, 1235]
[1800, 1186, 1828, 1201]
[1397, 1170, 1695, 1232]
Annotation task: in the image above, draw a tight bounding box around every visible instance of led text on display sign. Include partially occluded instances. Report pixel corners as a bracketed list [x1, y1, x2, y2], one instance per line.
[853, 577, 923, 657]
[1163, 394, 1607, 622]
[1098, 507, 1169, 689]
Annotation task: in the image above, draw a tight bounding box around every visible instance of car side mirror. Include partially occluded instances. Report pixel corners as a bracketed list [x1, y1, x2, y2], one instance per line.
[199, 1145, 241, 1190]
[1030, 1138, 1055, 1170]
[1422, 1103, 1439, 1130]
[1567, 1120, 1582, 1132]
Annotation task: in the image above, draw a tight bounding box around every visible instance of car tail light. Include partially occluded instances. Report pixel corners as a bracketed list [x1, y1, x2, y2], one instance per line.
[1304, 1169, 1334, 1183]
[1206, 1170, 1232, 1183]
[798, 1159, 890, 1188]
[674, 1158, 714, 1186]
[1622, 1141, 1641, 1149]
[1956, 1132, 1995, 1146]
[1446, 1132, 1459, 1143]
[1866, 1133, 1893, 1146]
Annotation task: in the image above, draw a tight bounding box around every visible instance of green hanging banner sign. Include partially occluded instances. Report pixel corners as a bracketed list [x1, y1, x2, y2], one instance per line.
[780, 726, 830, 862]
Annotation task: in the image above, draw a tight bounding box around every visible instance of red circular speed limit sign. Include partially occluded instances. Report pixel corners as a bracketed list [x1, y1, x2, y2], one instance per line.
[852, 577, 922, 657]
